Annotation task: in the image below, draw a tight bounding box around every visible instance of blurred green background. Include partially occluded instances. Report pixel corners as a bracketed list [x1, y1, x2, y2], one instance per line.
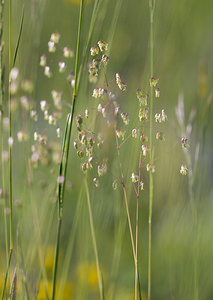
[1, 0, 213, 299]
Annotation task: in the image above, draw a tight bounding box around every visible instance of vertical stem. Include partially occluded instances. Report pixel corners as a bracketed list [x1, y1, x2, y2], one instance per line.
[148, 174, 153, 300]
[9, 0, 13, 254]
[135, 193, 139, 300]
[51, 218, 62, 300]
[0, 0, 9, 266]
[102, 63, 137, 268]
[0, 2, 11, 298]
[73, 0, 84, 99]
[135, 152, 142, 300]
[0, 1, 9, 263]
[148, 1, 155, 300]
[2, 2, 15, 299]
[184, 152, 199, 300]
[84, 177, 104, 300]
[51, 1, 84, 299]
[2, 124, 9, 262]
[114, 128, 136, 263]
[1, 250, 13, 300]
[122, 184, 136, 263]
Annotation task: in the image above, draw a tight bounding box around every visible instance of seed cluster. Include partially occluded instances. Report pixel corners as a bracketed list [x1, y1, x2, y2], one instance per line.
[73, 41, 179, 190]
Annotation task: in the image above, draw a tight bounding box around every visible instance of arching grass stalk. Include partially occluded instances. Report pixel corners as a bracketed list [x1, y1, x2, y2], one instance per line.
[148, 1, 156, 300]
[84, 176, 105, 300]
[51, 1, 84, 299]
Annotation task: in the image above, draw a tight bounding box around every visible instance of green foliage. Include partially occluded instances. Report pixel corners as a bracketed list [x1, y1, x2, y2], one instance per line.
[0, 0, 213, 300]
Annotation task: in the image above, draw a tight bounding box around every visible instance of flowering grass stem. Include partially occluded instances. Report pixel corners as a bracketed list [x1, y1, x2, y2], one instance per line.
[148, 1, 155, 299]
[135, 151, 142, 300]
[84, 176, 105, 300]
[102, 60, 140, 298]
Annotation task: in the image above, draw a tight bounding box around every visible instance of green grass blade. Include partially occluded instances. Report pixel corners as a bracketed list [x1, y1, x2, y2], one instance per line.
[137, 266, 142, 300]
[8, 268, 17, 300]
[77, 0, 104, 88]
[1, 250, 13, 300]
[148, 1, 156, 299]
[51, 2, 85, 298]
[51, 113, 72, 300]
[57, 187, 84, 298]
[12, 6, 24, 67]
[57, 113, 72, 217]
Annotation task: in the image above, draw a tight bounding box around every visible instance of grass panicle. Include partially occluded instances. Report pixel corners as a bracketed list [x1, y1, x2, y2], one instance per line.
[0, 0, 212, 299]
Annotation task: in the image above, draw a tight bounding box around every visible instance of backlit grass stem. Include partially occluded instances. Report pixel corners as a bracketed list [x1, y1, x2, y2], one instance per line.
[102, 63, 139, 297]
[51, 1, 84, 299]
[135, 151, 142, 300]
[51, 112, 72, 300]
[84, 176, 105, 300]
[9, 0, 13, 255]
[0, 0, 9, 268]
[77, 0, 101, 88]
[2, 2, 15, 299]
[148, 1, 156, 300]
[1, 250, 13, 300]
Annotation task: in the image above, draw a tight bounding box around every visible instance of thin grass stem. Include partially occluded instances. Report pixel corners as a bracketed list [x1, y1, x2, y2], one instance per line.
[114, 128, 136, 263]
[51, 217, 62, 300]
[1, 249, 13, 300]
[74, 0, 84, 99]
[135, 151, 142, 300]
[84, 176, 105, 300]
[148, 1, 155, 299]
[57, 187, 84, 298]
[17, 235, 30, 300]
[102, 61, 138, 294]
[2, 3, 14, 298]
[0, 0, 9, 266]
[77, 0, 102, 88]
[51, 1, 85, 298]
[9, 0, 13, 254]
[12, 6, 24, 68]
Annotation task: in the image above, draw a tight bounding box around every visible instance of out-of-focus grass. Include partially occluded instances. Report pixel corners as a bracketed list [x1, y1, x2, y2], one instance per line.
[0, 0, 213, 299]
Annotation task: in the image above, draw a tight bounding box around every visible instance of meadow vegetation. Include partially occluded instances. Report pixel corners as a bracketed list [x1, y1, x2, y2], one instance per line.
[0, 0, 213, 299]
